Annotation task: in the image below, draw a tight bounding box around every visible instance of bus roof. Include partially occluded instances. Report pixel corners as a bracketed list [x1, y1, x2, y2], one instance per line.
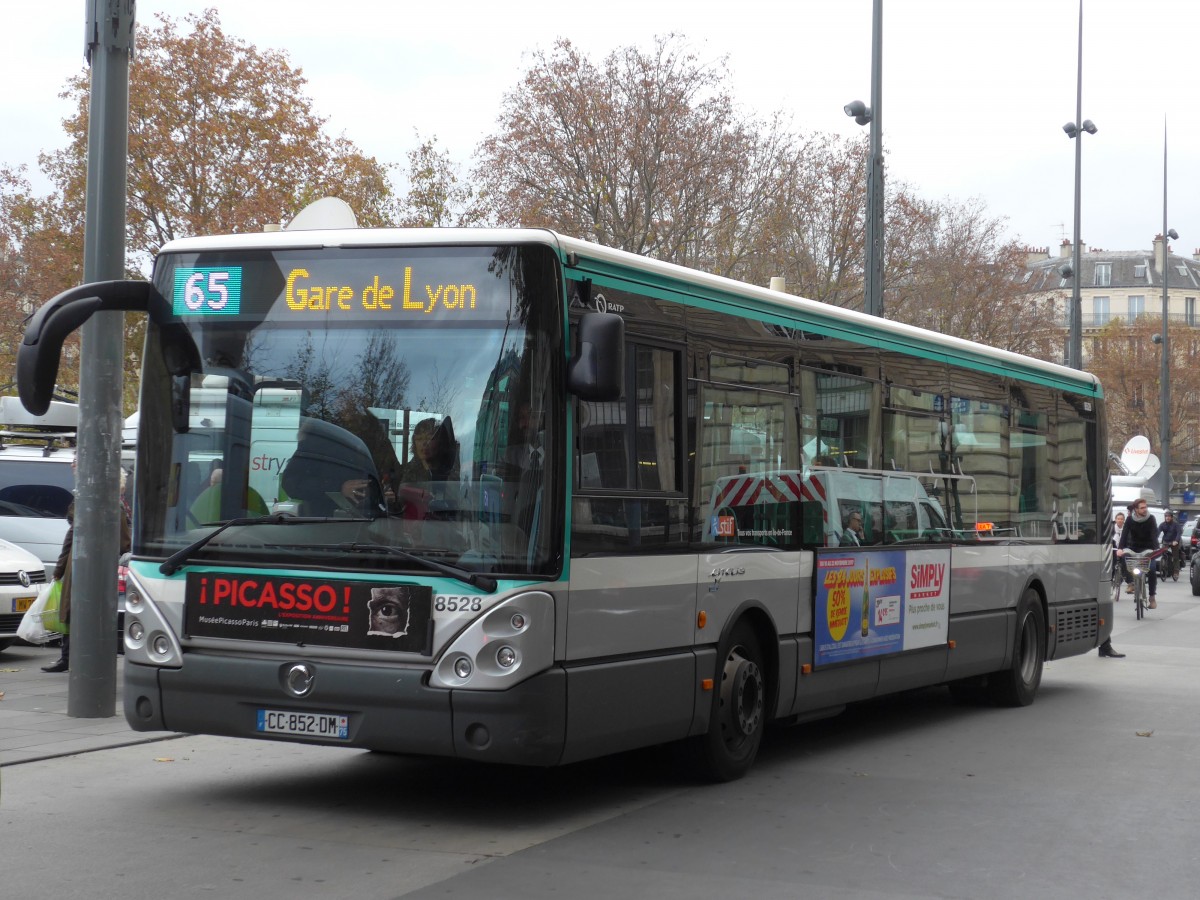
[157, 225, 1100, 396]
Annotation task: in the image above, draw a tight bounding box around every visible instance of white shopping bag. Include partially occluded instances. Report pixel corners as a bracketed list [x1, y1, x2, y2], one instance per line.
[16, 582, 56, 645]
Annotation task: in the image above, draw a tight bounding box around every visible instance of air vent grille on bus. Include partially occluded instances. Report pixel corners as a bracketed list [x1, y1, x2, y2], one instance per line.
[1052, 603, 1099, 659]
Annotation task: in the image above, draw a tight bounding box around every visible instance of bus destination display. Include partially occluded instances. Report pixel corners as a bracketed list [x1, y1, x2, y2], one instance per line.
[172, 263, 483, 319]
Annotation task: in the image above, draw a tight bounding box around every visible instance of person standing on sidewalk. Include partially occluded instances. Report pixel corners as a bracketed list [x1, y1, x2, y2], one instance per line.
[1113, 511, 1129, 594]
[1097, 509, 1128, 658]
[43, 469, 132, 673]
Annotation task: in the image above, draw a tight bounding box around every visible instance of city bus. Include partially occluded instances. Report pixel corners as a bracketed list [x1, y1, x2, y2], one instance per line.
[17, 203, 1110, 780]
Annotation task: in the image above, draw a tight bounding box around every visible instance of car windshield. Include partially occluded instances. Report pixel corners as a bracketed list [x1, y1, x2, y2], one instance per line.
[0, 459, 74, 518]
[135, 243, 564, 578]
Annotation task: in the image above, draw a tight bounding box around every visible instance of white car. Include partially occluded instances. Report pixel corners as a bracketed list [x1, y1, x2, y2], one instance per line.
[0, 537, 51, 652]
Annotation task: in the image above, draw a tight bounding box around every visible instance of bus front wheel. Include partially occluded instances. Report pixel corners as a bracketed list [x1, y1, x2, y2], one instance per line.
[987, 589, 1045, 707]
[690, 622, 766, 782]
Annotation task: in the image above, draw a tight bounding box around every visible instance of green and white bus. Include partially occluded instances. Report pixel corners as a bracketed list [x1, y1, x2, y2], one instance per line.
[18, 207, 1110, 780]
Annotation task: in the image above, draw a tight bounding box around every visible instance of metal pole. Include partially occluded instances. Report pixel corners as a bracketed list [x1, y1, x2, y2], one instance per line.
[864, 0, 884, 318]
[1068, 0, 1083, 370]
[1160, 122, 1171, 507]
[69, 0, 135, 717]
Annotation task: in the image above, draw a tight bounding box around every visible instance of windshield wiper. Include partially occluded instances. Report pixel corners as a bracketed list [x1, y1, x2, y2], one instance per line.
[331, 543, 498, 593]
[159, 514, 373, 576]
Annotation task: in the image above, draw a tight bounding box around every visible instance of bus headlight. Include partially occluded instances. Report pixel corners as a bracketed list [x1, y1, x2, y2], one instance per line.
[430, 591, 554, 690]
[122, 569, 183, 667]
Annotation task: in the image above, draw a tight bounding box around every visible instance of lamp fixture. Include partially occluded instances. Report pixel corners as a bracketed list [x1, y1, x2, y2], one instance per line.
[844, 100, 872, 126]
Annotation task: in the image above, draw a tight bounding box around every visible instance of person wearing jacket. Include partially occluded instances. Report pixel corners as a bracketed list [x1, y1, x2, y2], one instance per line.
[42, 470, 133, 673]
[1117, 499, 1160, 611]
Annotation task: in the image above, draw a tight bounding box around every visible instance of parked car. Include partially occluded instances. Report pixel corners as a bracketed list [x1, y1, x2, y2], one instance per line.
[0, 537, 51, 652]
[1186, 519, 1200, 562]
[0, 397, 77, 579]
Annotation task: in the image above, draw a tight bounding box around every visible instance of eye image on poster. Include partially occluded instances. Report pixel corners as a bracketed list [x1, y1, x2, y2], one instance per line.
[367, 587, 413, 637]
[814, 548, 950, 666]
[185, 572, 433, 654]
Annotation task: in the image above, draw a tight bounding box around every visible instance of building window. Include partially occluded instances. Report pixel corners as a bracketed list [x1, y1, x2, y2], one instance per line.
[1092, 296, 1110, 326]
[1188, 297, 1197, 326]
[1134, 264, 1146, 279]
[1094, 263, 1111, 287]
[1128, 295, 1145, 321]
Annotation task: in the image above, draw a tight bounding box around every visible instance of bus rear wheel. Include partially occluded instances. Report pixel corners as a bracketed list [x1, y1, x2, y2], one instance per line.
[690, 622, 766, 782]
[987, 589, 1045, 707]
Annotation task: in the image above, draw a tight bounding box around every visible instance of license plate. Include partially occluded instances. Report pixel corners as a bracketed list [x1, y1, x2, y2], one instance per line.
[256, 709, 349, 740]
[12, 596, 35, 613]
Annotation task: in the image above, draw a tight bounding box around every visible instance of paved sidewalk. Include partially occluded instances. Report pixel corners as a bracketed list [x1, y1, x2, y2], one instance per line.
[0, 642, 179, 766]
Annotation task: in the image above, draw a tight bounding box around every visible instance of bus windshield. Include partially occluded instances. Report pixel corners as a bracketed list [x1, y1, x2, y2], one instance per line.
[135, 243, 563, 578]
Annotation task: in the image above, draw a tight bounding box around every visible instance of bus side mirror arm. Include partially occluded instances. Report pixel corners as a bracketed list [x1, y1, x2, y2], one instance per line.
[18, 279, 197, 415]
[566, 312, 624, 401]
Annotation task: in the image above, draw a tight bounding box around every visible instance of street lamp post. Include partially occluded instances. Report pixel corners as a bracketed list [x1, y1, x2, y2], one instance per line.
[845, 0, 884, 318]
[1062, 0, 1095, 370]
[1158, 124, 1176, 507]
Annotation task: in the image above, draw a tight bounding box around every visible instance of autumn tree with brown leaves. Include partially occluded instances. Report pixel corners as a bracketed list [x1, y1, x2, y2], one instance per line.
[0, 165, 83, 397]
[474, 36, 788, 277]
[473, 35, 1043, 358]
[398, 132, 478, 228]
[1087, 318, 1200, 464]
[885, 196, 1061, 356]
[41, 8, 399, 267]
[1, 10, 399, 407]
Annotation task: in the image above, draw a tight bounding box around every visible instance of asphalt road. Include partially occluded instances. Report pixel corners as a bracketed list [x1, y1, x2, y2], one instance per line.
[3, 575, 1198, 900]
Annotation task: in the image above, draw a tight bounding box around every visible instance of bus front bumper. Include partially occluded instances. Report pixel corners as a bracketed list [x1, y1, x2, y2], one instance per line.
[123, 653, 567, 766]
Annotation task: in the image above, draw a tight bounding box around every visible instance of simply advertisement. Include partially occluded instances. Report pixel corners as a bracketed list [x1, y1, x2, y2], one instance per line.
[814, 548, 950, 666]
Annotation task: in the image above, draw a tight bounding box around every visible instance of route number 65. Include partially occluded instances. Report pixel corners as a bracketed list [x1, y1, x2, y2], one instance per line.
[174, 266, 242, 315]
[184, 270, 230, 310]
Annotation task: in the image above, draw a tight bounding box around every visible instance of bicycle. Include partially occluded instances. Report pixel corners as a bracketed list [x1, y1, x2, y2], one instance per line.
[1122, 549, 1167, 620]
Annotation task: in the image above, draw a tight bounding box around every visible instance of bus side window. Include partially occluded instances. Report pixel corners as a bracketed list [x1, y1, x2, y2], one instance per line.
[801, 501, 827, 548]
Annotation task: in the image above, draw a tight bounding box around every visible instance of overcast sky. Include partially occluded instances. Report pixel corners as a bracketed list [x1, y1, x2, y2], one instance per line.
[6, 0, 1199, 258]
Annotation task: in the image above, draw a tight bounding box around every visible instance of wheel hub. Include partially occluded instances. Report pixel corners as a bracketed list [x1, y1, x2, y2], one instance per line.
[721, 649, 763, 739]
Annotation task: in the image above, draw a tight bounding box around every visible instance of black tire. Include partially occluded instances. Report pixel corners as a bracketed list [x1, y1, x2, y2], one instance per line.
[1191, 560, 1200, 597]
[987, 589, 1045, 707]
[690, 622, 767, 782]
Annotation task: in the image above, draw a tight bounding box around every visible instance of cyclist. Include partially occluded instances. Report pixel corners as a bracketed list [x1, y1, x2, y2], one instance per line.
[1117, 499, 1160, 609]
[1158, 509, 1183, 579]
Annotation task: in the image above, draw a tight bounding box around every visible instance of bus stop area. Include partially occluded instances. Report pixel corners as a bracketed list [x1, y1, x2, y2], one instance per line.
[0, 643, 177, 766]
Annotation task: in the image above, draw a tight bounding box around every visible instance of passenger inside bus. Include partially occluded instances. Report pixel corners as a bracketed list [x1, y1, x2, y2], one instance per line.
[840, 509, 865, 546]
[503, 402, 542, 476]
[401, 417, 459, 484]
[187, 465, 269, 524]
